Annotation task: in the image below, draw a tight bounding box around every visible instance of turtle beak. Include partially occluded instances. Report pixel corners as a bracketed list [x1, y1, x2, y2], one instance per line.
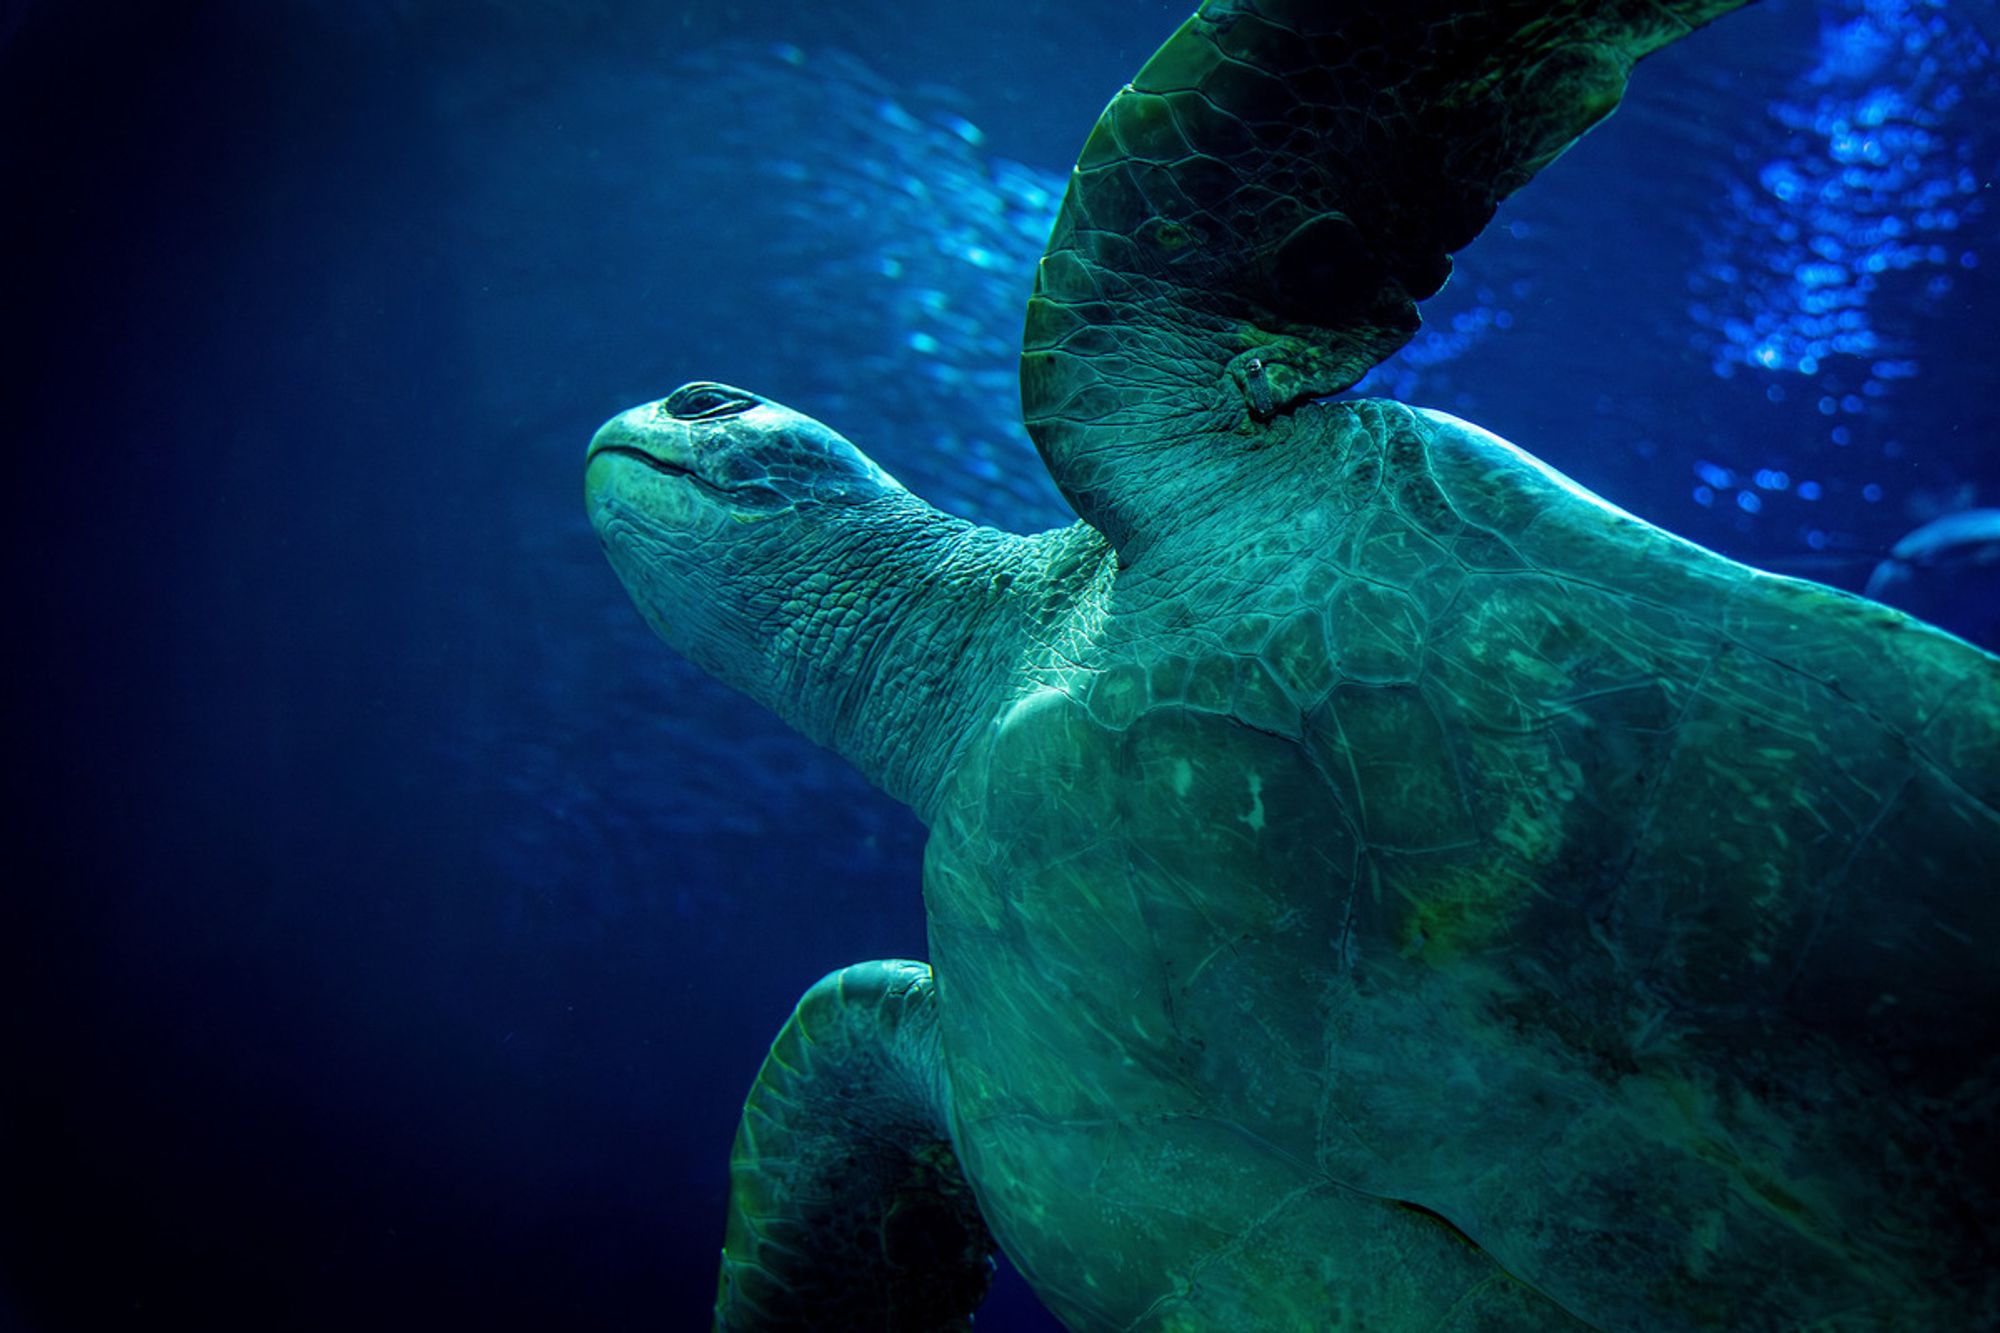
[584, 401, 712, 537]
[585, 402, 700, 477]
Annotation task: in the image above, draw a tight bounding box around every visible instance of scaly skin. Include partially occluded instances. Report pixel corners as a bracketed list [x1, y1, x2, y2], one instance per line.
[926, 401, 2000, 1330]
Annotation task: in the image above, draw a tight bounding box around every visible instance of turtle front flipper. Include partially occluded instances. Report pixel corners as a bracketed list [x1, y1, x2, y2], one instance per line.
[1023, 0, 1750, 546]
[713, 960, 996, 1332]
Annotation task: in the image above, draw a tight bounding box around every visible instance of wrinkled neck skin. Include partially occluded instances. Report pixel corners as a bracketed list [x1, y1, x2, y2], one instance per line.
[606, 479, 1111, 823]
[774, 499, 1108, 820]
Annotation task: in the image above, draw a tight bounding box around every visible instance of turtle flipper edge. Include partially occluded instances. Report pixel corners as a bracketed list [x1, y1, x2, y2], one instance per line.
[1021, 0, 1753, 539]
[713, 960, 996, 1332]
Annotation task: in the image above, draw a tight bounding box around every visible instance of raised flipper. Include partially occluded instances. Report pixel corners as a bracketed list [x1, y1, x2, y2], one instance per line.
[1021, 0, 1752, 542]
[713, 960, 996, 1332]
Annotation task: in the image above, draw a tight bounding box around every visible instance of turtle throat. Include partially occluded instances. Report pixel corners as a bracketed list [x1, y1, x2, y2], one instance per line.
[762, 501, 1109, 822]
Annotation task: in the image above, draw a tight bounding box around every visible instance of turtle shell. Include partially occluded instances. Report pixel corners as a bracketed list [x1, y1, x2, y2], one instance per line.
[924, 401, 2000, 1331]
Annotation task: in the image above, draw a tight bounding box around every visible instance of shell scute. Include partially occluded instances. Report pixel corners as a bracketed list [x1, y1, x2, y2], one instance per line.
[1108, 91, 1195, 164]
[1313, 683, 1472, 852]
[1329, 581, 1426, 684]
[1166, 89, 1259, 162]
[1087, 660, 1152, 732]
[1448, 526, 1526, 573]
[1334, 444, 1383, 509]
[1395, 474, 1463, 538]
[1211, 12, 1317, 81]
[1263, 608, 1335, 705]
[1184, 654, 1236, 713]
[1347, 508, 1449, 587]
[1147, 653, 1196, 705]
[1232, 658, 1303, 738]
[1716, 574, 1967, 748]
[1134, 29, 1224, 94]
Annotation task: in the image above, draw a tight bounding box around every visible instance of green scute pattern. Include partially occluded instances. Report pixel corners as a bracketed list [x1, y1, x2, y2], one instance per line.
[927, 403, 1999, 1329]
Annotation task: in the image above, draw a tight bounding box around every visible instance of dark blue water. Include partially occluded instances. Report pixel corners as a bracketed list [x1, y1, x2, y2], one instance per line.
[3, 1, 1993, 1329]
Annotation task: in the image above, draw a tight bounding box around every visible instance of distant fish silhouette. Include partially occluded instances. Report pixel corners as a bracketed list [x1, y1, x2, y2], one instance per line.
[1864, 509, 2000, 649]
[1865, 509, 2000, 595]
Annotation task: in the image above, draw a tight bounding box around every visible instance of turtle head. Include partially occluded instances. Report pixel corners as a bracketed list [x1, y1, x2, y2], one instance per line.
[586, 381, 904, 517]
[584, 381, 910, 693]
[585, 380, 1108, 817]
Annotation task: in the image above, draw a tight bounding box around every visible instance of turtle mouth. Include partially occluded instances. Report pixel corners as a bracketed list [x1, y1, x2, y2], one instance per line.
[588, 448, 752, 506]
[586, 441, 739, 500]
[590, 444, 697, 480]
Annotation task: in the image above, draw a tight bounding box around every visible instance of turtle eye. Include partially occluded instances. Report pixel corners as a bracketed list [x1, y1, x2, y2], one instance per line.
[663, 383, 756, 421]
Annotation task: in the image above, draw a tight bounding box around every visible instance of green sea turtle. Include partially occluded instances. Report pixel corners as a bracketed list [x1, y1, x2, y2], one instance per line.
[584, 1, 2000, 1328]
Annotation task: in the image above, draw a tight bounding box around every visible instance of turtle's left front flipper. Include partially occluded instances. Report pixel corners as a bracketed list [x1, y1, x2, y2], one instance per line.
[712, 960, 996, 1332]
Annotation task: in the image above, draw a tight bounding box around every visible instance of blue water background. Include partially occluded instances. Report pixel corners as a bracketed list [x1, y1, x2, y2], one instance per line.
[3, 0, 1994, 1328]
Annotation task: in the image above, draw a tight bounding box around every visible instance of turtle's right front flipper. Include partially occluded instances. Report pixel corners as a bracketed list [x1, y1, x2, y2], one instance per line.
[713, 960, 996, 1332]
[1022, 0, 1753, 545]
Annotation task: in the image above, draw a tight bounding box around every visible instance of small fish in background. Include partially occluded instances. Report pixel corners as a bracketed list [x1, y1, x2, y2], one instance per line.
[1863, 508, 2000, 650]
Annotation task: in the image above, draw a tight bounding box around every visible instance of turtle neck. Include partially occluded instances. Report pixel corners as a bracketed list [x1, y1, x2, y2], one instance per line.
[755, 497, 1114, 823]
